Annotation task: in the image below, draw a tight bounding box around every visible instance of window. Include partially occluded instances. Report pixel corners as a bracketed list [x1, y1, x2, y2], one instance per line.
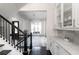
[14, 22, 18, 33]
[31, 22, 41, 34]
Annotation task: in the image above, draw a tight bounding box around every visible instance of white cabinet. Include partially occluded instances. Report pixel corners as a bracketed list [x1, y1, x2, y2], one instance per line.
[56, 3, 79, 29]
[52, 41, 70, 55]
[56, 43, 70, 55]
[50, 40, 56, 54]
[63, 3, 73, 28]
[56, 3, 63, 28]
[73, 4, 79, 28]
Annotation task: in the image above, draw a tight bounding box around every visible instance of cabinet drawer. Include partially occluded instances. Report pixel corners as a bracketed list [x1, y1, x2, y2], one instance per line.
[55, 42, 70, 55]
[59, 46, 70, 55]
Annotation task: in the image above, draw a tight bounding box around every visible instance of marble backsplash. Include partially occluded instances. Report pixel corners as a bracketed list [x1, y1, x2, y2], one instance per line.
[56, 30, 79, 45]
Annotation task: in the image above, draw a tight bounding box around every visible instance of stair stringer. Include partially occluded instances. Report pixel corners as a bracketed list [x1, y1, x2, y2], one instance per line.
[0, 37, 23, 55]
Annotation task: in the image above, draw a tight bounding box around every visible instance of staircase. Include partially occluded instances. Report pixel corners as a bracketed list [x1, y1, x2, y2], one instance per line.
[0, 37, 22, 55]
[0, 15, 32, 55]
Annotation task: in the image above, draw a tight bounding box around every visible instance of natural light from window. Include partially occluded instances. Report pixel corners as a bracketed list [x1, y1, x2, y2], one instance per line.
[31, 21, 41, 34]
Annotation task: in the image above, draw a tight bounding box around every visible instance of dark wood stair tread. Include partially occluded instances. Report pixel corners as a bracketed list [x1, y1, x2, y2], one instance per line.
[0, 44, 4, 47]
[0, 50, 11, 55]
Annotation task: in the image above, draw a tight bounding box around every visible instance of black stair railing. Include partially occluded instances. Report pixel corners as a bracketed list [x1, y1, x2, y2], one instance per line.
[0, 14, 32, 55]
[0, 15, 24, 34]
[16, 32, 32, 55]
[29, 33, 32, 50]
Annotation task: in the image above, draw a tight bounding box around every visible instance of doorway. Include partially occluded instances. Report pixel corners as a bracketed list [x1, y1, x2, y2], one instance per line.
[12, 21, 19, 40]
[19, 10, 48, 55]
[19, 10, 47, 47]
[31, 21, 41, 35]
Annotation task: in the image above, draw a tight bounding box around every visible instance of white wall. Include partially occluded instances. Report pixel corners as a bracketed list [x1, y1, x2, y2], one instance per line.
[0, 3, 31, 32]
[9, 13, 31, 32]
[22, 19, 31, 32]
[20, 3, 56, 50]
[41, 20, 46, 36]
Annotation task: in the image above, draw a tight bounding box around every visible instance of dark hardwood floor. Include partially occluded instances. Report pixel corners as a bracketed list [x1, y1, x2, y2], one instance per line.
[30, 47, 52, 55]
[29, 36, 52, 55]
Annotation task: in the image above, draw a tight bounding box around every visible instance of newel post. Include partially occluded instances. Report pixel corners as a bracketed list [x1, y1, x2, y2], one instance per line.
[30, 33, 32, 50]
[23, 30, 28, 55]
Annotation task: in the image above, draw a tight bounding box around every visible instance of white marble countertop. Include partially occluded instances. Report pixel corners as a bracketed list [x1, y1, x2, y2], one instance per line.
[54, 37, 79, 55]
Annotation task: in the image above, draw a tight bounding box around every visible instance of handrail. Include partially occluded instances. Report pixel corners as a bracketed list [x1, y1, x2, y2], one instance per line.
[16, 34, 30, 46]
[0, 14, 24, 34]
[0, 14, 32, 54]
[16, 39, 24, 46]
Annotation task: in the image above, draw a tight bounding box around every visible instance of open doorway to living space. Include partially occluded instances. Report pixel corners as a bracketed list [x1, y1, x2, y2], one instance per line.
[31, 21, 42, 35]
[19, 10, 48, 55]
[29, 11, 47, 47]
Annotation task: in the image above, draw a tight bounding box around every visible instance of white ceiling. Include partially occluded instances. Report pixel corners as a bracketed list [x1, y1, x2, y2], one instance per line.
[18, 11, 47, 21]
[0, 3, 26, 18]
[0, 3, 47, 21]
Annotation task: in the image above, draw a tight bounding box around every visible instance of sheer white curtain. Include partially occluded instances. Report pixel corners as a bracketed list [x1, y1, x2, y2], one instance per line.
[31, 22, 41, 34]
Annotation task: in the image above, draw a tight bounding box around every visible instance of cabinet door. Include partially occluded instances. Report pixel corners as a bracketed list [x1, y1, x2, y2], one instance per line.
[63, 3, 73, 28]
[58, 44, 70, 55]
[55, 42, 70, 55]
[73, 4, 79, 28]
[54, 42, 60, 55]
[56, 3, 63, 28]
[50, 41, 55, 54]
